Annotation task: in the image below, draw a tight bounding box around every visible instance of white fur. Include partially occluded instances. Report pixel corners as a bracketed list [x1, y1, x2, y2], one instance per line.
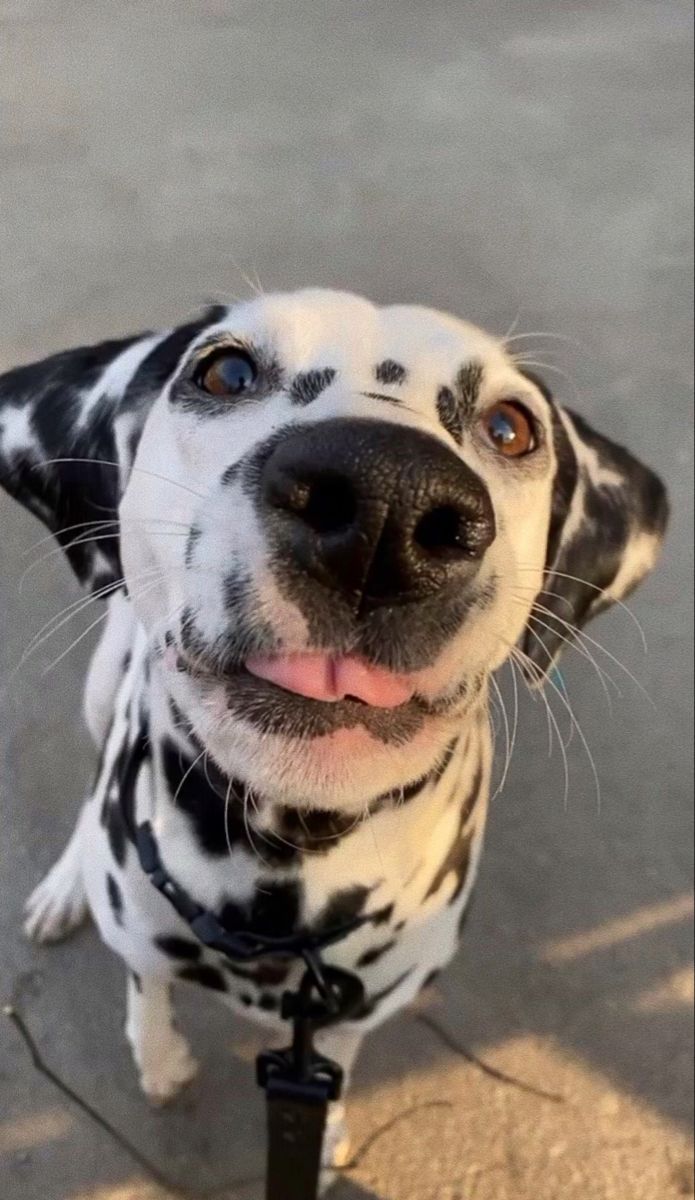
[12, 290, 664, 1191]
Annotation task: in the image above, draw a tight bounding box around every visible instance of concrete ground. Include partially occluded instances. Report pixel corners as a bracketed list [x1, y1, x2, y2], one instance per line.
[0, 2, 693, 1198]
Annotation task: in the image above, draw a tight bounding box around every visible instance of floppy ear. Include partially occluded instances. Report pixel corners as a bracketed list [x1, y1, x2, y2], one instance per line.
[522, 392, 669, 677]
[0, 308, 226, 593]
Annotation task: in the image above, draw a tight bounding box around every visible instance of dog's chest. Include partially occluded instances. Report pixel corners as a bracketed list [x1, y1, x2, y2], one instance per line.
[92, 647, 490, 1025]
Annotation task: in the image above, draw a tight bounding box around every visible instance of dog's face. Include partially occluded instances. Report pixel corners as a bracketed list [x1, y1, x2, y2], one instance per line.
[0, 289, 668, 807]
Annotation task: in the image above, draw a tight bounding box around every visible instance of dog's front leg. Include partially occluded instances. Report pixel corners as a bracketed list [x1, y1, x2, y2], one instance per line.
[125, 973, 199, 1105]
[314, 1025, 363, 1193]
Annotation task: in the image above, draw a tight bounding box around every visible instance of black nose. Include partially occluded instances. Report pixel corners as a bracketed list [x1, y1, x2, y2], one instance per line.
[261, 419, 496, 608]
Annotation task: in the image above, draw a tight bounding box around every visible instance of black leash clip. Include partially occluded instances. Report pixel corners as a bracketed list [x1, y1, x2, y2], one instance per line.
[257, 964, 365, 1200]
[257, 961, 365, 1103]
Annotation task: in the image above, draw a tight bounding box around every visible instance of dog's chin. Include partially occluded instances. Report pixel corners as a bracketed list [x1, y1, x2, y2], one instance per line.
[168, 660, 460, 810]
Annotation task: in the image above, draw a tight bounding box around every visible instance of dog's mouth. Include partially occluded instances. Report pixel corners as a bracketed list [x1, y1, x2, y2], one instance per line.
[173, 645, 443, 742]
[244, 652, 415, 709]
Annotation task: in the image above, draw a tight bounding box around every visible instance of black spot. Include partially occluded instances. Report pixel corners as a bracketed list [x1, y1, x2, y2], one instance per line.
[435, 737, 460, 780]
[358, 940, 397, 968]
[457, 891, 476, 938]
[253, 959, 291, 987]
[289, 368, 337, 406]
[220, 880, 303, 942]
[185, 525, 202, 567]
[271, 806, 358, 855]
[425, 827, 475, 905]
[375, 360, 407, 386]
[421, 969, 441, 992]
[107, 874, 124, 926]
[356, 971, 413, 1020]
[161, 738, 248, 857]
[436, 361, 484, 444]
[371, 770, 431, 810]
[315, 886, 371, 934]
[116, 730, 147, 848]
[369, 903, 394, 927]
[224, 958, 290, 987]
[178, 964, 228, 992]
[155, 935, 202, 962]
[459, 761, 484, 827]
[423, 758, 483, 905]
[102, 797, 128, 868]
[240, 994, 253, 1007]
[249, 881, 302, 939]
[223, 572, 253, 613]
[258, 993, 279, 1012]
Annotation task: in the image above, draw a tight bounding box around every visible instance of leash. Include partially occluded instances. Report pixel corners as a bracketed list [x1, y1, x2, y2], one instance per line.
[122, 732, 366, 1200]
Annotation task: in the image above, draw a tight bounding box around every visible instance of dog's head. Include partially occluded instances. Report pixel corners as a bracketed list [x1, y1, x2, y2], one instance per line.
[0, 290, 668, 807]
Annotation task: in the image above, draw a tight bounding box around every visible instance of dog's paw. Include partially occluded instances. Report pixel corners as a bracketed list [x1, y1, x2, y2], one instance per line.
[138, 1033, 200, 1106]
[24, 863, 89, 945]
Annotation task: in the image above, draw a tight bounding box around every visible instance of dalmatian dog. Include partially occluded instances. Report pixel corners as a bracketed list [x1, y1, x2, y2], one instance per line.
[0, 290, 668, 1188]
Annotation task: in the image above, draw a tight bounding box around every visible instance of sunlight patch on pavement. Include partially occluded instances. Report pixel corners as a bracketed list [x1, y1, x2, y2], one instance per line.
[0, 1107, 73, 1154]
[543, 894, 694, 963]
[634, 966, 695, 1013]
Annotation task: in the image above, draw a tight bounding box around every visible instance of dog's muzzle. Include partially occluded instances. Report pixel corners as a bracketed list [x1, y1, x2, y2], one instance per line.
[261, 418, 496, 610]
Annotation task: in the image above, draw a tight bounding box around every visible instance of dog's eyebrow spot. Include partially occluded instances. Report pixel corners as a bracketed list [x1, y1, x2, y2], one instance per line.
[221, 462, 241, 487]
[375, 359, 407, 386]
[436, 361, 485, 445]
[289, 368, 337, 406]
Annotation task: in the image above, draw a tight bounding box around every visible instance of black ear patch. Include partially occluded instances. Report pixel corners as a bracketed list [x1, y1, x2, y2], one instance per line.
[522, 395, 669, 675]
[0, 307, 227, 592]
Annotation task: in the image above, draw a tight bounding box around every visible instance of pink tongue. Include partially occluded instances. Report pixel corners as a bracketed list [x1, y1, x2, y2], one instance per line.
[245, 653, 414, 708]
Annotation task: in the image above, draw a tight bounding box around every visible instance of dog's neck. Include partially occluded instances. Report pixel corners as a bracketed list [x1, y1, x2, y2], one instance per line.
[125, 645, 492, 917]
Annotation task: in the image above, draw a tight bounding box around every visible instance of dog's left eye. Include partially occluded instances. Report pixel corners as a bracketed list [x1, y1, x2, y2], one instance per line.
[482, 401, 537, 458]
[195, 350, 258, 397]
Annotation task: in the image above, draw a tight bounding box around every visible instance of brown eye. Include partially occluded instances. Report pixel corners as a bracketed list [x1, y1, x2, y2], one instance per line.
[482, 401, 537, 458]
[196, 350, 257, 397]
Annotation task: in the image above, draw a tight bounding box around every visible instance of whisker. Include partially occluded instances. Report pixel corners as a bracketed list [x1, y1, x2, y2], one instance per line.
[509, 358, 579, 397]
[519, 643, 601, 812]
[172, 745, 209, 810]
[32, 458, 208, 501]
[489, 674, 513, 801]
[21, 567, 161, 663]
[21, 515, 189, 559]
[41, 578, 164, 675]
[521, 595, 653, 707]
[514, 602, 620, 707]
[503, 331, 579, 348]
[510, 646, 571, 808]
[20, 527, 187, 590]
[243, 782, 271, 870]
[515, 566, 649, 652]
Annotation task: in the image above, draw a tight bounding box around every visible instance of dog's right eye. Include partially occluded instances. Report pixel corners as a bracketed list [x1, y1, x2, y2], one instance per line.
[195, 350, 258, 397]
